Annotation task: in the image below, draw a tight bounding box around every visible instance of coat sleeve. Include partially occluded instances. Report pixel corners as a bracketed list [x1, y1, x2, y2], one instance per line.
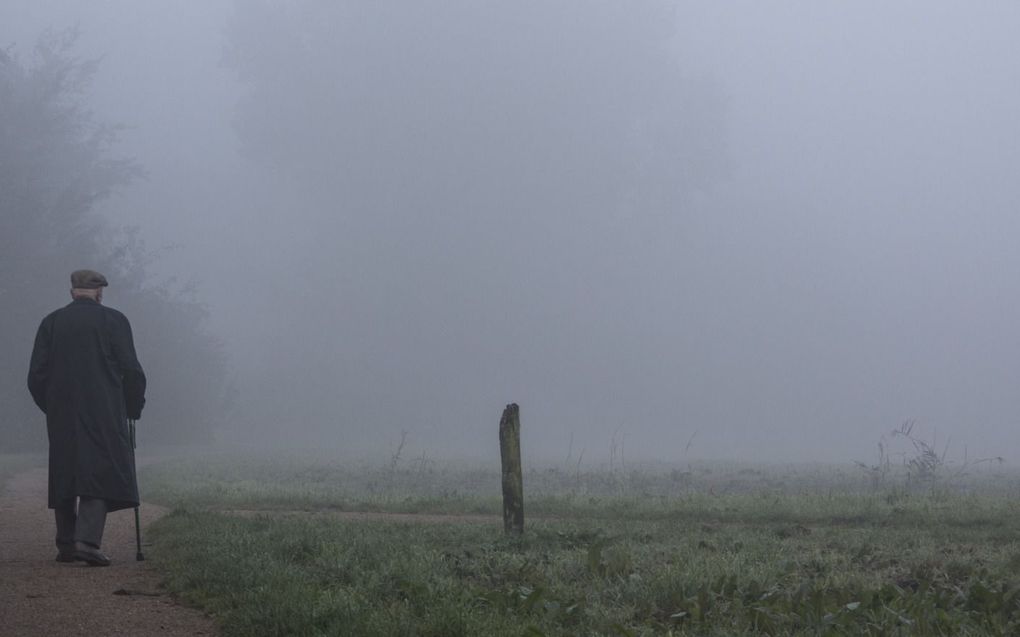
[27, 317, 52, 413]
[111, 312, 147, 420]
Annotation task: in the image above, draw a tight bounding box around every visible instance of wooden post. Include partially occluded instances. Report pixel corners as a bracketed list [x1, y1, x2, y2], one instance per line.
[499, 403, 524, 534]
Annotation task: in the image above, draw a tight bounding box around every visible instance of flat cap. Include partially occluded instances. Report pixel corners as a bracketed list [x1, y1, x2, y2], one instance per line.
[70, 269, 109, 289]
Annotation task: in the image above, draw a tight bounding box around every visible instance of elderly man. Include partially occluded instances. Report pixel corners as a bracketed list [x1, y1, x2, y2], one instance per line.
[27, 270, 146, 566]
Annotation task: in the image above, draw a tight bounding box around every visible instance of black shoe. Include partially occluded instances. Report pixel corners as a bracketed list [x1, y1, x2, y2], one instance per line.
[56, 550, 76, 563]
[73, 544, 112, 567]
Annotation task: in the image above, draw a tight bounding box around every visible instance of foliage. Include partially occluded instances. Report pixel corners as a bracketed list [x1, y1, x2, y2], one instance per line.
[855, 422, 1006, 496]
[0, 31, 229, 449]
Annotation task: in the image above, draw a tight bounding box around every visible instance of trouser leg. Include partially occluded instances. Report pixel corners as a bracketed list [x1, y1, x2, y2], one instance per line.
[54, 498, 77, 551]
[74, 497, 108, 549]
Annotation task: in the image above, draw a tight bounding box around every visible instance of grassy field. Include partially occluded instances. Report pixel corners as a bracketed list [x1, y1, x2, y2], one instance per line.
[142, 454, 1020, 636]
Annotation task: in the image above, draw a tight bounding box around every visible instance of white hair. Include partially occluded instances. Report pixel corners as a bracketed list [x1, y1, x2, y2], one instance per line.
[70, 287, 103, 302]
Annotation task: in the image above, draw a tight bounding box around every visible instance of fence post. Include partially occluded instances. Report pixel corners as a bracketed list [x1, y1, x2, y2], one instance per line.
[499, 403, 524, 534]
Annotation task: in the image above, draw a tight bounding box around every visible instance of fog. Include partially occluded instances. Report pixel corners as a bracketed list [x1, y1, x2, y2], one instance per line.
[5, 2, 1019, 464]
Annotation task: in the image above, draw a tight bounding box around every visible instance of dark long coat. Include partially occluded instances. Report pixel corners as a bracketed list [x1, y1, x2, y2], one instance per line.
[28, 298, 146, 512]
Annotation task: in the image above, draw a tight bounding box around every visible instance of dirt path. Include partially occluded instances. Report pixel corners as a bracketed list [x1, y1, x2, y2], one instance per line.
[222, 508, 502, 525]
[0, 468, 216, 637]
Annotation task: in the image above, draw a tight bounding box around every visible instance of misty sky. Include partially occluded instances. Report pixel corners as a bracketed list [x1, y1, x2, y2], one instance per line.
[4, 1, 1019, 464]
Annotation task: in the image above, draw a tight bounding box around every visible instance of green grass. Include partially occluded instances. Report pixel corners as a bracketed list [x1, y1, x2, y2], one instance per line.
[143, 455, 1020, 636]
[140, 454, 1020, 518]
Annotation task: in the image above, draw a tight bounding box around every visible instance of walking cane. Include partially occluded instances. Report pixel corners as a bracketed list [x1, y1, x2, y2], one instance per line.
[129, 418, 145, 561]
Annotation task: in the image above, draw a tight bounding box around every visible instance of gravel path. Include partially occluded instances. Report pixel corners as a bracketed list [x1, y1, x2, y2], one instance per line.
[0, 468, 216, 636]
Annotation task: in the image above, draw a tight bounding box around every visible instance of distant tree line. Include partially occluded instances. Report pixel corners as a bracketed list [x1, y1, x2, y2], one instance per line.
[215, 1, 727, 439]
[0, 31, 230, 450]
